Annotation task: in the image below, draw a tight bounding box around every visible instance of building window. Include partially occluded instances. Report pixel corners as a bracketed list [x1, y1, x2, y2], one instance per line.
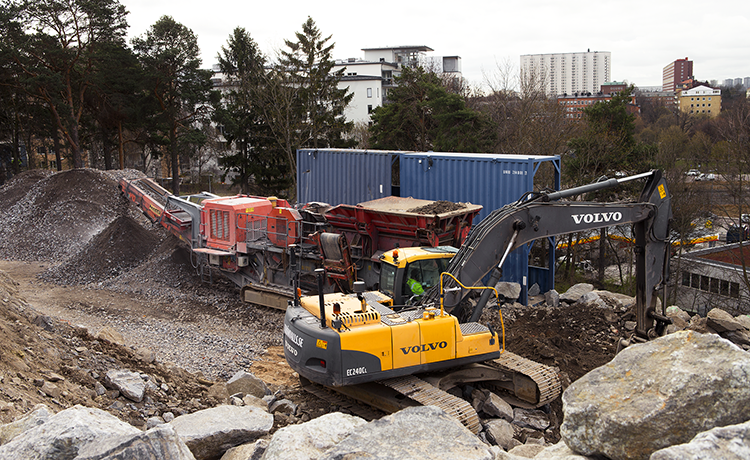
[367, 105, 373, 114]
[367, 88, 372, 98]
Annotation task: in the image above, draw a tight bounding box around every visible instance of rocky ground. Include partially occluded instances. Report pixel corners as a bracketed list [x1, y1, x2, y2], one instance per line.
[0, 169, 647, 441]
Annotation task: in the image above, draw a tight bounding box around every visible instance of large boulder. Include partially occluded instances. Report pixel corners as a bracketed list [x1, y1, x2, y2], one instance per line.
[559, 283, 593, 304]
[0, 404, 51, 445]
[0, 405, 140, 460]
[319, 406, 494, 460]
[561, 331, 750, 460]
[650, 420, 750, 460]
[75, 424, 195, 460]
[105, 369, 146, 402]
[494, 282, 522, 301]
[262, 412, 366, 460]
[225, 371, 270, 399]
[170, 405, 273, 460]
[706, 308, 745, 333]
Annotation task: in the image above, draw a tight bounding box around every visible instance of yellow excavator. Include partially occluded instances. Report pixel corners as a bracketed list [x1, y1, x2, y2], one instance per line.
[283, 171, 672, 432]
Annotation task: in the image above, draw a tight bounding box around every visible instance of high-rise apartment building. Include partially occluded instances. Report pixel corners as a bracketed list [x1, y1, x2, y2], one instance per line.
[662, 58, 693, 92]
[520, 51, 611, 96]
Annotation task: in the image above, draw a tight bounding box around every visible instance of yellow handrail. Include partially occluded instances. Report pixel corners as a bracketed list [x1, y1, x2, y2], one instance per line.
[439, 272, 506, 353]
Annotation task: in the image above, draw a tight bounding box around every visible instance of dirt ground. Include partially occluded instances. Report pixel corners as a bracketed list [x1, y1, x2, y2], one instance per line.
[0, 168, 629, 438]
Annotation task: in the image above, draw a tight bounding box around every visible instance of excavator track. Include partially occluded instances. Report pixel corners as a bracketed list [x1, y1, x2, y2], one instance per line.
[299, 377, 386, 421]
[489, 351, 561, 408]
[380, 375, 482, 434]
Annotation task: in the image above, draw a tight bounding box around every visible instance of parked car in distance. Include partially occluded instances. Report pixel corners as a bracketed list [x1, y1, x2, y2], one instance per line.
[696, 173, 716, 181]
[686, 169, 700, 177]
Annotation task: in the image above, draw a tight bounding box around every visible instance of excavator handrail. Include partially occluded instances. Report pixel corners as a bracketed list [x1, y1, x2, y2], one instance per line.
[438, 272, 506, 353]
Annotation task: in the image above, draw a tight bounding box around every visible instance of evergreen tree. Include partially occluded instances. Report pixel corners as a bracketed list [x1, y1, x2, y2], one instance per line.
[370, 66, 494, 152]
[278, 17, 353, 151]
[132, 16, 217, 195]
[213, 28, 288, 194]
[2, 0, 128, 168]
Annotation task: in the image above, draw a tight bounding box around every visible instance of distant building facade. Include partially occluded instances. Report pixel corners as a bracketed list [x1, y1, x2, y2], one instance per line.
[557, 92, 638, 119]
[676, 243, 750, 315]
[601, 81, 627, 94]
[332, 46, 461, 124]
[662, 58, 693, 92]
[677, 85, 721, 117]
[520, 51, 611, 96]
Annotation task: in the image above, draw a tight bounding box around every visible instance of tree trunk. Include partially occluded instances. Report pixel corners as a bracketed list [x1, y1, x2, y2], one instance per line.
[170, 121, 180, 195]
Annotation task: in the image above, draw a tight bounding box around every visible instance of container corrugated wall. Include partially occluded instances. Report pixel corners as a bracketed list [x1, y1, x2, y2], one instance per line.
[399, 152, 561, 304]
[296, 149, 394, 205]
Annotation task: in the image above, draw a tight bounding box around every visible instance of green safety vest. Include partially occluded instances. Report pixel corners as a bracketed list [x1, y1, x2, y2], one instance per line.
[407, 278, 424, 296]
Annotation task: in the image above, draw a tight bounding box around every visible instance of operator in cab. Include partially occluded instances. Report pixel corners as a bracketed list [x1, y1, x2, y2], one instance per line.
[406, 268, 424, 297]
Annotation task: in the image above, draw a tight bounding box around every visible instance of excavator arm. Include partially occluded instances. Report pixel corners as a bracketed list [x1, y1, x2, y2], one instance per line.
[428, 170, 672, 342]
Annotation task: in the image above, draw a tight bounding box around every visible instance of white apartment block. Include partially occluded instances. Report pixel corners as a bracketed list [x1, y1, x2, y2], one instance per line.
[333, 46, 461, 124]
[520, 51, 611, 96]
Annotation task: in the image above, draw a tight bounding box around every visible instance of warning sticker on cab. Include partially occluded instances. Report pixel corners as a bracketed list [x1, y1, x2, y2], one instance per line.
[316, 339, 328, 350]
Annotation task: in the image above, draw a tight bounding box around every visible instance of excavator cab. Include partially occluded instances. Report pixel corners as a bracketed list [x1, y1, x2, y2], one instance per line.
[377, 246, 457, 307]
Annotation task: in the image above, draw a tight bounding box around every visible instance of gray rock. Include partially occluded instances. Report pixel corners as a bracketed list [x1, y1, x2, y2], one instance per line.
[533, 440, 596, 459]
[262, 412, 366, 460]
[561, 331, 750, 460]
[559, 283, 593, 304]
[480, 391, 514, 422]
[650, 420, 750, 460]
[105, 369, 146, 402]
[707, 308, 744, 332]
[219, 439, 268, 460]
[576, 291, 605, 308]
[95, 381, 107, 396]
[170, 404, 273, 460]
[688, 315, 715, 334]
[147, 416, 166, 429]
[528, 283, 541, 296]
[207, 383, 229, 401]
[484, 419, 515, 450]
[136, 347, 156, 364]
[225, 371, 269, 399]
[544, 289, 560, 308]
[0, 405, 140, 460]
[513, 408, 550, 431]
[319, 406, 494, 460]
[722, 329, 750, 346]
[40, 381, 61, 399]
[0, 404, 51, 445]
[508, 443, 546, 458]
[241, 395, 268, 411]
[163, 412, 175, 423]
[735, 314, 750, 330]
[495, 282, 522, 301]
[269, 399, 296, 415]
[666, 306, 691, 324]
[594, 291, 634, 310]
[75, 424, 195, 460]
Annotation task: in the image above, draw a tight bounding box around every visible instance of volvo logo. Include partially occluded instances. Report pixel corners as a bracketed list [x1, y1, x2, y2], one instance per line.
[571, 212, 623, 225]
[400, 341, 448, 355]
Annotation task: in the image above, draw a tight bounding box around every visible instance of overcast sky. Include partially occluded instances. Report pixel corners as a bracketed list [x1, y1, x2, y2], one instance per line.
[121, 0, 750, 91]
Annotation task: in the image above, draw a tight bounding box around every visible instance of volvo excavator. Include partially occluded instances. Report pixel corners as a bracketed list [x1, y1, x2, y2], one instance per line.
[283, 170, 672, 433]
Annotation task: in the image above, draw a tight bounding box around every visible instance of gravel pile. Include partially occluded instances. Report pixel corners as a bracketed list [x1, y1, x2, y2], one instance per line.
[1, 168, 283, 380]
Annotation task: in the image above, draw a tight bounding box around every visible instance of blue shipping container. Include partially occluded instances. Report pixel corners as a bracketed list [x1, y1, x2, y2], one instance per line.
[296, 149, 395, 205]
